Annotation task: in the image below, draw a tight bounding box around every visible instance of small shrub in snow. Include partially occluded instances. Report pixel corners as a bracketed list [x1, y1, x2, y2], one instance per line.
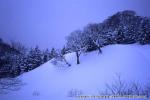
[32, 90, 40, 96]
[67, 89, 83, 97]
[100, 75, 150, 98]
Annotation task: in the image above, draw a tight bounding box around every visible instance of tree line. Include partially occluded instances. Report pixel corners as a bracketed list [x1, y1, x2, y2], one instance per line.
[0, 10, 150, 77]
[0, 39, 68, 78]
[66, 10, 150, 64]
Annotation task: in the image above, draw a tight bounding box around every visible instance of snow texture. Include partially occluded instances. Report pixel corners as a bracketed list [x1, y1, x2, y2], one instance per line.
[0, 44, 150, 100]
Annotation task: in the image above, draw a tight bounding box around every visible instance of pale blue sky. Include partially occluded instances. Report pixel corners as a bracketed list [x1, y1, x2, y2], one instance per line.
[0, 0, 150, 49]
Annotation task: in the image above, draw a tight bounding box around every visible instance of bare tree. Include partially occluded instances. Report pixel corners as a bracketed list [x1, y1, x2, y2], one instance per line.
[101, 74, 150, 98]
[105, 74, 127, 95]
[143, 83, 150, 98]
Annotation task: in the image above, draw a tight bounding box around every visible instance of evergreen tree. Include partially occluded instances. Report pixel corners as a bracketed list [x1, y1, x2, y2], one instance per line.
[19, 56, 28, 72]
[50, 48, 58, 58]
[42, 49, 50, 63]
[61, 46, 68, 55]
[27, 46, 42, 71]
[139, 18, 150, 44]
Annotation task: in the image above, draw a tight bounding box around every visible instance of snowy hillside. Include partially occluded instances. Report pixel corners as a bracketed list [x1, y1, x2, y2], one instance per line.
[1, 44, 150, 100]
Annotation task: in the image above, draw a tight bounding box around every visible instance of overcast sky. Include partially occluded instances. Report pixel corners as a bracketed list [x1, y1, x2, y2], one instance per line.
[0, 0, 150, 49]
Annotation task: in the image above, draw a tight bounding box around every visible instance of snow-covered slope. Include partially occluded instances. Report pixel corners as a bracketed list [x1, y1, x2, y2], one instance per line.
[1, 44, 150, 100]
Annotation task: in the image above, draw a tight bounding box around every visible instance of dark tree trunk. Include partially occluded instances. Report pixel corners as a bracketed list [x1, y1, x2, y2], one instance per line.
[98, 47, 102, 54]
[76, 51, 80, 64]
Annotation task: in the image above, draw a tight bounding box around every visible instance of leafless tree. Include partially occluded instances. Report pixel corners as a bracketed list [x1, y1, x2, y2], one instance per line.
[104, 74, 127, 95]
[100, 74, 150, 98]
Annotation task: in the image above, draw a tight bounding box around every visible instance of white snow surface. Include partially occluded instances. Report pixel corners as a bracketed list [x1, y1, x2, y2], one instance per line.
[0, 44, 150, 100]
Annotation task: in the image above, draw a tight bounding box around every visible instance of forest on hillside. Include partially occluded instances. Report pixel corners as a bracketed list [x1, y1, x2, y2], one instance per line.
[0, 10, 150, 78]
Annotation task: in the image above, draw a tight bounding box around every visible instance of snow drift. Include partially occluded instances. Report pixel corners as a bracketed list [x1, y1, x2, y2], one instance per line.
[0, 44, 150, 100]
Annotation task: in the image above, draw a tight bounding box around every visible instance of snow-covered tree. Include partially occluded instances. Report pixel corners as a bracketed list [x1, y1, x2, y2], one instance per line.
[83, 24, 99, 51]
[42, 49, 51, 63]
[0, 40, 27, 77]
[61, 46, 69, 55]
[83, 23, 106, 53]
[10, 41, 27, 55]
[18, 56, 28, 73]
[66, 10, 150, 56]
[66, 30, 86, 64]
[139, 18, 150, 44]
[27, 46, 43, 71]
[49, 48, 58, 58]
